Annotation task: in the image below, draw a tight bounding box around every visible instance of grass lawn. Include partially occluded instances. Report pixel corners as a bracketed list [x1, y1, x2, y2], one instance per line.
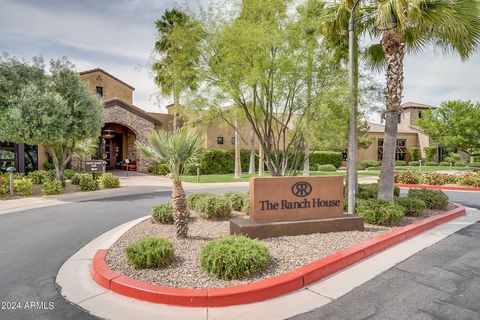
[180, 166, 473, 183]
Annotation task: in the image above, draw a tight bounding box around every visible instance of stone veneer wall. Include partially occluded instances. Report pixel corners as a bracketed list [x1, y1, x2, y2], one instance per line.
[104, 105, 155, 172]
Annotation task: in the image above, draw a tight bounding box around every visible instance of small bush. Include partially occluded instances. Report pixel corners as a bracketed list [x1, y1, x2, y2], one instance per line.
[71, 173, 82, 185]
[197, 195, 232, 219]
[317, 164, 337, 172]
[454, 161, 467, 167]
[151, 203, 174, 224]
[200, 235, 269, 280]
[224, 191, 245, 211]
[79, 174, 99, 191]
[358, 183, 400, 200]
[395, 166, 409, 170]
[148, 163, 170, 175]
[457, 172, 480, 187]
[13, 177, 33, 196]
[367, 166, 382, 170]
[242, 195, 251, 215]
[422, 172, 451, 185]
[187, 192, 215, 211]
[424, 146, 438, 162]
[309, 151, 343, 168]
[395, 161, 407, 166]
[99, 173, 120, 189]
[0, 174, 8, 195]
[409, 161, 420, 166]
[356, 199, 405, 225]
[408, 189, 449, 209]
[395, 197, 426, 216]
[125, 237, 173, 269]
[44, 161, 55, 170]
[467, 162, 480, 168]
[425, 162, 438, 166]
[394, 170, 422, 184]
[360, 160, 379, 168]
[357, 163, 366, 170]
[28, 170, 49, 184]
[409, 147, 420, 161]
[41, 180, 63, 195]
[63, 169, 77, 180]
[439, 161, 450, 166]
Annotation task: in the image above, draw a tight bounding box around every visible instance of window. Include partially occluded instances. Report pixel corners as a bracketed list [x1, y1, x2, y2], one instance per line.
[377, 139, 407, 161]
[418, 111, 423, 119]
[398, 113, 401, 124]
[231, 137, 236, 145]
[216, 136, 224, 145]
[96, 86, 103, 98]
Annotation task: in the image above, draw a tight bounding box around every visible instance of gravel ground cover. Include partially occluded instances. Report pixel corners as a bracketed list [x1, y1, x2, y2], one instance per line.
[106, 204, 456, 289]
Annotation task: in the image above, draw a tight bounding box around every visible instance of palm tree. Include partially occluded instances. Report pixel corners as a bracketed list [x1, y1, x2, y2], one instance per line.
[364, 0, 480, 200]
[136, 128, 203, 238]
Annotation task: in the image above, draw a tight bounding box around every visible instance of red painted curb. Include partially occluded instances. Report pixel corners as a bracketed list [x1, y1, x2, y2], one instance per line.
[395, 184, 480, 192]
[90, 203, 465, 308]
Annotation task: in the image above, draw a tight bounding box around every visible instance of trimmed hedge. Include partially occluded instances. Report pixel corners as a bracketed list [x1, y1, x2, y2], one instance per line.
[395, 197, 426, 216]
[187, 192, 215, 211]
[425, 162, 438, 166]
[125, 237, 173, 269]
[151, 203, 174, 224]
[407, 189, 449, 209]
[454, 161, 467, 167]
[41, 180, 63, 195]
[197, 194, 232, 219]
[467, 162, 480, 168]
[409, 147, 420, 161]
[357, 183, 400, 200]
[439, 161, 450, 166]
[310, 151, 343, 168]
[200, 235, 269, 280]
[360, 160, 379, 168]
[99, 173, 120, 189]
[457, 172, 480, 187]
[395, 160, 407, 166]
[394, 170, 422, 184]
[316, 164, 337, 172]
[224, 191, 245, 211]
[356, 199, 405, 225]
[79, 174, 99, 191]
[409, 161, 420, 166]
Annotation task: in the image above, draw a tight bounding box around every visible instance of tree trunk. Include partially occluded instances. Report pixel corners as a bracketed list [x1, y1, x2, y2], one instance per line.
[378, 31, 405, 201]
[234, 116, 242, 179]
[303, 145, 310, 176]
[172, 180, 188, 238]
[173, 91, 179, 132]
[249, 128, 255, 174]
[258, 146, 265, 176]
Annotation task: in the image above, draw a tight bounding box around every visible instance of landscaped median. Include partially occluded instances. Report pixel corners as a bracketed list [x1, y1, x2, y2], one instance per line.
[90, 202, 466, 308]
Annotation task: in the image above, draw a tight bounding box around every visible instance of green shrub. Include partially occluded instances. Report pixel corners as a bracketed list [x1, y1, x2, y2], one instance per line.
[310, 151, 343, 168]
[200, 235, 269, 280]
[457, 172, 480, 187]
[187, 192, 215, 211]
[409, 161, 420, 166]
[422, 172, 451, 185]
[357, 163, 366, 170]
[360, 160, 379, 168]
[395, 166, 409, 170]
[394, 197, 426, 216]
[439, 161, 450, 166]
[99, 173, 120, 189]
[242, 195, 251, 215]
[44, 161, 55, 170]
[467, 162, 480, 168]
[13, 177, 33, 196]
[316, 164, 337, 172]
[395, 160, 407, 166]
[394, 170, 422, 184]
[197, 195, 232, 219]
[79, 174, 99, 191]
[71, 173, 82, 185]
[151, 203, 174, 224]
[358, 183, 400, 200]
[425, 162, 438, 166]
[454, 161, 467, 167]
[408, 189, 449, 209]
[367, 166, 382, 170]
[356, 199, 405, 225]
[63, 169, 77, 180]
[409, 147, 420, 161]
[424, 146, 437, 162]
[224, 191, 245, 211]
[148, 163, 170, 175]
[41, 179, 63, 195]
[27, 170, 49, 184]
[125, 237, 173, 269]
[0, 174, 8, 195]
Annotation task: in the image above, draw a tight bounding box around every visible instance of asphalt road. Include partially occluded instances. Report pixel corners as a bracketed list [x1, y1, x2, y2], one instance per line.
[290, 190, 480, 320]
[0, 189, 477, 320]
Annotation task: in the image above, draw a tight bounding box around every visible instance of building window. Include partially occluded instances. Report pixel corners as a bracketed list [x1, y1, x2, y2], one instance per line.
[216, 136, 224, 145]
[398, 113, 401, 124]
[377, 139, 407, 161]
[418, 111, 423, 119]
[96, 86, 103, 98]
[231, 137, 236, 145]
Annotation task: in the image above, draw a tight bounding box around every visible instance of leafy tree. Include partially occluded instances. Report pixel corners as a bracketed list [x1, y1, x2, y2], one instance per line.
[0, 56, 104, 181]
[136, 128, 203, 238]
[152, 9, 203, 130]
[418, 100, 480, 162]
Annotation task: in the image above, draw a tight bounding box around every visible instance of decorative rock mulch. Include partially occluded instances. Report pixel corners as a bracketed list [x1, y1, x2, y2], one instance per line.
[105, 205, 455, 289]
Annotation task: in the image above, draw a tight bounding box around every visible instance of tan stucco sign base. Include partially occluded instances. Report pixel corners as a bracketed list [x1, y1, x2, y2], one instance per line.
[230, 176, 364, 239]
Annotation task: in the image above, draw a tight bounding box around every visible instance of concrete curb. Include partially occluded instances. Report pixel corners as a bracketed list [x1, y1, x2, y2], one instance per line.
[90, 203, 466, 308]
[395, 183, 480, 192]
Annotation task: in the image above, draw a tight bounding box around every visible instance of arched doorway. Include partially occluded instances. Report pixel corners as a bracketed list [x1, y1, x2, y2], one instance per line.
[98, 123, 137, 170]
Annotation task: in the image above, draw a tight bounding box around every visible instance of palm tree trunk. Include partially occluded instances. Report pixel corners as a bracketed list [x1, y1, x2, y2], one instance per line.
[258, 146, 265, 176]
[234, 116, 242, 179]
[378, 31, 405, 201]
[249, 127, 255, 174]
[172, 180, 188, 238]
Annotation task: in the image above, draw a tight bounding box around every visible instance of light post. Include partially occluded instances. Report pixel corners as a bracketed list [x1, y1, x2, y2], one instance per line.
[347, 0, 361, 215]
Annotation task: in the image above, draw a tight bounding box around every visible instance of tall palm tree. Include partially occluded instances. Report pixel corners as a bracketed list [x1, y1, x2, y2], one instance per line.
[136, 128, 203, 238]
[364, 0, 480, 200]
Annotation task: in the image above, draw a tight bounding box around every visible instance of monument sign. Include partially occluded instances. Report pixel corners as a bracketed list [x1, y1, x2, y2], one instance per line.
[230, 176, 364, 238]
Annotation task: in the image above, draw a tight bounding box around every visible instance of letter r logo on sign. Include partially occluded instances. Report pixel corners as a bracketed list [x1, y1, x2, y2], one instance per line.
[291, 182, 312, 197]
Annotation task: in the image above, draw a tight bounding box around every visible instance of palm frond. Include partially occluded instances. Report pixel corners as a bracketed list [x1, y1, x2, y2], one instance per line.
[362, 44, 386, 73]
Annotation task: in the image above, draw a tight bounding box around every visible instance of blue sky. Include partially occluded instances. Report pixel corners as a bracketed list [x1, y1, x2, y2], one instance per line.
[0, 0, 479, 117]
